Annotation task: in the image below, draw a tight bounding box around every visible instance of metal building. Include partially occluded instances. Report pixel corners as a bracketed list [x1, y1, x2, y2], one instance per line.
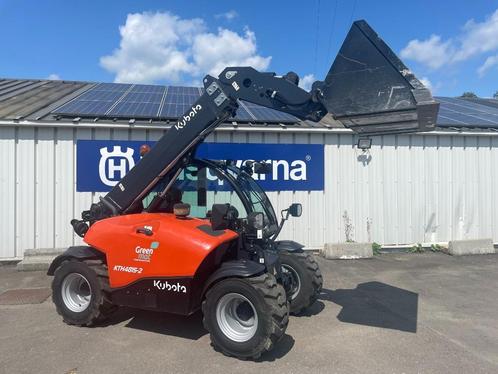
[1, 78, 498, 260]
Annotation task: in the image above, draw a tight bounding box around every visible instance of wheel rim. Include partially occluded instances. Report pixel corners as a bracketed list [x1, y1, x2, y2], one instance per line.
[61, 273, 92, 313]
[216, 293, 258, 342]
[282, 264, 301, 300]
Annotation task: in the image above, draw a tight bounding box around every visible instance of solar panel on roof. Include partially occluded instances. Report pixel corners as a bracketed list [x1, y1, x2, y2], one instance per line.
[241, 100, 299, 122]
[54, 83, 133, 116]
[58, 85, 498, 129]
[107, 84, 166, 118]
[464, 98, 498, 110]
[159, 86, 201, 118]
[52, 82, 301, 123]
[234, 100, 256, 121]
[434, 97, 498, 129]
[438, 98, 498, 128]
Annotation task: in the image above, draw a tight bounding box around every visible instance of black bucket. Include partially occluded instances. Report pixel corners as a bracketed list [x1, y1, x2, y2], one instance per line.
[320, 20, 439, 135]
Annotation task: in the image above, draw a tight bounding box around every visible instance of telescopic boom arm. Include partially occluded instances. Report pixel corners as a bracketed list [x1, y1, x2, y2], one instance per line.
[73, 68, 327, 235]
[108, 68, 327, 213]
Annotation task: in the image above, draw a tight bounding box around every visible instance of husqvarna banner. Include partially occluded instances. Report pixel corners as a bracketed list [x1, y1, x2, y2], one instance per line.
[76, 140, 324, 192]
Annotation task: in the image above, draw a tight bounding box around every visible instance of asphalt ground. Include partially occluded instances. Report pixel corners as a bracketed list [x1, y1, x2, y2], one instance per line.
[0, 252, 497, 374]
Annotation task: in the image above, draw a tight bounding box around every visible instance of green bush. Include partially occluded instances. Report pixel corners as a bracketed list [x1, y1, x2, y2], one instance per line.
[372, 242, 382, 255]
[409, 243, 424, 253]
[430, 244, 443, 252]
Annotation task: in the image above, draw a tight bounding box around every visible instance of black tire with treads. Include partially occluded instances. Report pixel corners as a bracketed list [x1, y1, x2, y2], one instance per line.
[202, 273, 289, 360]
[52, 258, 117, 326]
[279, 251, 323, 314]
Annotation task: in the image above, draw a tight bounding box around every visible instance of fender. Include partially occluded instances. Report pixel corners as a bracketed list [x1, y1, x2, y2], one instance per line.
[47, 246, 105, 275]
[275, 240, 304, 253]
[201, 259, 265, 298]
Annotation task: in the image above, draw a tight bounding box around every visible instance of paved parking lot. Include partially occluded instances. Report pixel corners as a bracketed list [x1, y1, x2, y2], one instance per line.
[1, 252, 497, 374]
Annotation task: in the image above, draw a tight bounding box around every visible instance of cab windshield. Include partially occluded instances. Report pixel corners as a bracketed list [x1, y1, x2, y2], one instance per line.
[226, 165, 278, 228]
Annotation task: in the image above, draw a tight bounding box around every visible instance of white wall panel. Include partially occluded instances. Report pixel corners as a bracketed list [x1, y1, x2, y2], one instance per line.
[323, 134, 340, 244]
[16, 127, 35, 256]
[477, 137, 491, 238]
[491, 138, 498, 240]
[309, 133, 325, 247]
[437, 136, 452, 241]
[54, 128, 74, 248]
[0, 127, 16, 258]
[35, 127, 55, 249]
[465, 137, 479, 239]
[2, 125, 498, 259]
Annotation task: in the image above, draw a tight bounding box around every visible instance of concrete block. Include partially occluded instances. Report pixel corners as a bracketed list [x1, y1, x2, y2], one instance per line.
[23, 248, 65, 257]
[17, 248, 64, 272]
[321, 242, 373, 260]
[447, 239, 495, 256]
[17, 256, 55, 271]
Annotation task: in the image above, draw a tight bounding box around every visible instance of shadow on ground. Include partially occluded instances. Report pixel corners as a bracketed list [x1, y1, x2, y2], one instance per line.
[100, 308, 208, 340]
[320, 281, 418, 333]
[99, 306, 295, 360]
[95, 280, 417, 361]
[256, 334, 295, 362]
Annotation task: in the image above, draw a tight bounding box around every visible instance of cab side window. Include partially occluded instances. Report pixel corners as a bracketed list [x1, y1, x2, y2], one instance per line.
[175, 164, 247, 218]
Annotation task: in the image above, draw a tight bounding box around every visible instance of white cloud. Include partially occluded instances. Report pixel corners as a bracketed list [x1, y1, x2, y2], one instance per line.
[478, 54, 498, 77]
[47, 73, 61, 80]
[215, 10, 238, 21]
[298, 74, 315, 91]
[419, 76, 433, 90]
[400, 8, 498, 74]
[100, 11, 270, 84]
[100, 12, 202, 83]
[453, 10, 498, 62]
[191, 28, 271, 77]
[400, 35, 454, 70]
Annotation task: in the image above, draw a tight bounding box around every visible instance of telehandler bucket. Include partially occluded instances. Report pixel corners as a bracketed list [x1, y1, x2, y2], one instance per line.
[320, 20, 439, 135]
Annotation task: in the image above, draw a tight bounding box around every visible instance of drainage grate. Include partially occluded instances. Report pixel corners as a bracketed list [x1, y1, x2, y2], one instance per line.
[0, 288, 52, 305]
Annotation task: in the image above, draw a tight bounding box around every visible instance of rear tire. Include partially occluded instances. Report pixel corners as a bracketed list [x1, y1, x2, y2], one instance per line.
[202, 273, 289, 360]
[279, 251, 323, 315]
[52, 258, 117, 326]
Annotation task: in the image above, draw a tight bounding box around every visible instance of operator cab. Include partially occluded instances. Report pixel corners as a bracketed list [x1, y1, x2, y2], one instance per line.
[141, 159, 280, 238]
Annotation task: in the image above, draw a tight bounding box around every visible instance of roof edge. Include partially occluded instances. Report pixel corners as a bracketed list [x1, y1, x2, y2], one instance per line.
[2, 119, 498, 137]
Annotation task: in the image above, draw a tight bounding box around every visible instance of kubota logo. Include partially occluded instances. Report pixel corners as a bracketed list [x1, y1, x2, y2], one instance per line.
[154, 280, 187, 293]
[174, 104, 202, 131]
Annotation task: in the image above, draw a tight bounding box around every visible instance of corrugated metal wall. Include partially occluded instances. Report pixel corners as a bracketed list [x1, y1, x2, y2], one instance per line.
[1, 125, 498, 259]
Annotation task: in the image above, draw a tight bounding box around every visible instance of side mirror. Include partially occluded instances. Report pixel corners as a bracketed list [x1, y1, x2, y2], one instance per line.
[242, 160, 255, 174]
[288, 203, 302, 217]
[210, 204, 229, 230]
[243, 160, 272, 175]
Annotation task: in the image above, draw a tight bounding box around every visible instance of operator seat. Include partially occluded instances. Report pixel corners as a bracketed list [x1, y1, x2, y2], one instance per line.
[156, 186, 183, 213]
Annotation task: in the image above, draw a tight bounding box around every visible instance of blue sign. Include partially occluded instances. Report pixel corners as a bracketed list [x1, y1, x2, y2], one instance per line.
[76, 140, 324, 192]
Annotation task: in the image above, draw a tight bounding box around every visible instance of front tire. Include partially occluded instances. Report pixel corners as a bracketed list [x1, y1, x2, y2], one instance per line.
[202, 273, 289, 360]
[279, 251, 323, 315]
[52, 259, 117, 326]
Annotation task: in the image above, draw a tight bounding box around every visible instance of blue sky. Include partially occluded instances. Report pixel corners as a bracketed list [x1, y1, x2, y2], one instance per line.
[0, 0, 497, 97]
